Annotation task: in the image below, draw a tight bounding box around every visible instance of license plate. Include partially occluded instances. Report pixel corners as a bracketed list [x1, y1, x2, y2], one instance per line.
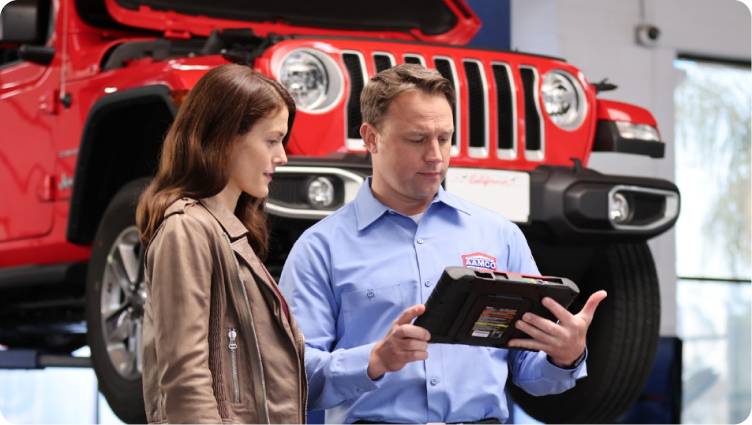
[444, 167, 530, 223]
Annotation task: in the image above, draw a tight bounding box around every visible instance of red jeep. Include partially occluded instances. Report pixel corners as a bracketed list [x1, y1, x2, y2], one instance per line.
[0, 0, 679, 423]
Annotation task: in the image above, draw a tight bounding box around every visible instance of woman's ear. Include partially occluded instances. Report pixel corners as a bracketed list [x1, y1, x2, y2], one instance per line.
[360, 122, 379, 154]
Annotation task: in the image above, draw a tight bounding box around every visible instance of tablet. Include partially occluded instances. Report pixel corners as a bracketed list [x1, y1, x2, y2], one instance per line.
[413, 267, 579, 350]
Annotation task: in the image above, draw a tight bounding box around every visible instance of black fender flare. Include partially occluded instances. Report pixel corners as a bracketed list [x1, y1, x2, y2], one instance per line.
[66, 84, 176, 245]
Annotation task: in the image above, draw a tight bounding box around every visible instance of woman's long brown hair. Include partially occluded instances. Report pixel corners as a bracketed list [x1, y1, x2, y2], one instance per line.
[136, 64, 296, 260]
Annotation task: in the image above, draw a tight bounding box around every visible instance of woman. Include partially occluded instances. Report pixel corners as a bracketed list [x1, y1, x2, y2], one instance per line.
[136, 64, 307, 424]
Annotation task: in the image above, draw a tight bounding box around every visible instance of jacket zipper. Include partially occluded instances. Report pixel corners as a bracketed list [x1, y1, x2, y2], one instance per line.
[223, 233, 271, 423]
[223, 231, 306, 423]
[228, 328, 240, 403]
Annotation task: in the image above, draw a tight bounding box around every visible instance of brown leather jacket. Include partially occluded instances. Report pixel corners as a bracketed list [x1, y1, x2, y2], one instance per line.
[142, 196, 307, 424]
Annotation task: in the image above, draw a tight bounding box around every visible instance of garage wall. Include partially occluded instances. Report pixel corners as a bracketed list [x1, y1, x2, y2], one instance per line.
[465, 0, 511, 49]
[511, 0, 751, 335]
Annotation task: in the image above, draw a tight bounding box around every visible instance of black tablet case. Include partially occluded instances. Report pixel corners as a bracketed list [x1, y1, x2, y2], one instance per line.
[413, 267, 579, 350]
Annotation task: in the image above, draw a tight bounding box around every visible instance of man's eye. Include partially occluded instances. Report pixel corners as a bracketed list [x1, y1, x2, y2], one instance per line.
[410, 139, 423, 144]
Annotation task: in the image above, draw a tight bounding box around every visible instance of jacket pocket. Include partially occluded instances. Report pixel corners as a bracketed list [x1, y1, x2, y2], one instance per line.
[228, 328, 240, 403]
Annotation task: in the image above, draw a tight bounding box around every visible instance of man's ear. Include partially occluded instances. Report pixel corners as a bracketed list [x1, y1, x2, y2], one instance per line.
[360, 122, 379, 154]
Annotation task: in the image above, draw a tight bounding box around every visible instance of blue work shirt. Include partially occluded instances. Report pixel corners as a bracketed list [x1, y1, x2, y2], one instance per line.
[279, 178, 588, 424]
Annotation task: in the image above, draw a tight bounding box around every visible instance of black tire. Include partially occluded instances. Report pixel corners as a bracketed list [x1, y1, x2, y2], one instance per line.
[508, 242, 660, 424]
[85, 179, 150, 424]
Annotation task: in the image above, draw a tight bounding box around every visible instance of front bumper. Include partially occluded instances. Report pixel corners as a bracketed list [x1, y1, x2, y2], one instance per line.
[267, 156, 680, 244]
[525, 165, 680, 243]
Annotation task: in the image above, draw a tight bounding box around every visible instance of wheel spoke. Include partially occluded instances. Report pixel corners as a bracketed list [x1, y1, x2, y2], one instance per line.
[108, 313, 133, 343]
[104, 302, 129, 323]
[135, 318, 143, 374]
[118, 240, 141, 284]
[136, 244, 146, 291]
[107, 256, 133, 296]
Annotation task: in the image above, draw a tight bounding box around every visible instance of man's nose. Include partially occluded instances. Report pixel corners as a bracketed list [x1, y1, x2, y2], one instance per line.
[424, 139, 443, 163]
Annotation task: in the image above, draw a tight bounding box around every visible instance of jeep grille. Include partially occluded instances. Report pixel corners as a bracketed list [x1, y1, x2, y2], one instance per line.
[341, 52, 544, 161]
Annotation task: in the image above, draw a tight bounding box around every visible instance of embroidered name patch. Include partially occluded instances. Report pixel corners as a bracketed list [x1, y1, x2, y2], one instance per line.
[462, 252, 497, 271]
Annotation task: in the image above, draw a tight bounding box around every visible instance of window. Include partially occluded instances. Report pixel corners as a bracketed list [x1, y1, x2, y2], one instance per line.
[674, 57, 752, 424]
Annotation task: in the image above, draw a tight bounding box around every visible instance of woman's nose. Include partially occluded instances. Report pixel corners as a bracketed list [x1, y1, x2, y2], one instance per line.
[276, 148, 288, 165]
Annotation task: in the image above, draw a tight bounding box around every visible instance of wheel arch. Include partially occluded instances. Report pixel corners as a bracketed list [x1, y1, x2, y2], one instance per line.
[66, 85, 177, 245]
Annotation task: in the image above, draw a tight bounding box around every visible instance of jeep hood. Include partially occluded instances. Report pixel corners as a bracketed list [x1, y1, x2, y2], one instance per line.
[102, 0, 481, 44]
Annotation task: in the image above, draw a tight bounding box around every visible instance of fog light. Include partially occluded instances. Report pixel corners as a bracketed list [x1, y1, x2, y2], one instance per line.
[609, 192, 630, 223]
[308, 177, 335, 208]
[615, 121, 661, 141]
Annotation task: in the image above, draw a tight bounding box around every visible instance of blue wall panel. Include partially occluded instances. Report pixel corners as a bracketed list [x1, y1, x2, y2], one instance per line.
[465, 0, 511, 50]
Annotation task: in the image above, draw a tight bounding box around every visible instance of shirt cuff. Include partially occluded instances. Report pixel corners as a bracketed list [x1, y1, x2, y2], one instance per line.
[331, 342, 383, 399]
[541, 347, 589, 380]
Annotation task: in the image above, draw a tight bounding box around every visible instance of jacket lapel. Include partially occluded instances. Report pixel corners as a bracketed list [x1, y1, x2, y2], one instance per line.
[198, 196, 298, 340]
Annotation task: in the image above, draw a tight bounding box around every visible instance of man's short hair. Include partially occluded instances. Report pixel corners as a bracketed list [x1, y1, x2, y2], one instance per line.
[360, 63, 456, 129]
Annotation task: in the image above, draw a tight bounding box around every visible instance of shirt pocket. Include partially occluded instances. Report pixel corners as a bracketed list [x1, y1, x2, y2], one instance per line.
[341, 283, 406, 347]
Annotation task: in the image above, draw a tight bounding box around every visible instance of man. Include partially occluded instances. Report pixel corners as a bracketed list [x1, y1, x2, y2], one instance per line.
[279, 64, 607, 424]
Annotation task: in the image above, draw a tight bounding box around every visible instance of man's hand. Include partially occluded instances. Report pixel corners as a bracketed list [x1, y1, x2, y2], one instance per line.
[507, 290, 607, 368]
[368, 304, 431, 380]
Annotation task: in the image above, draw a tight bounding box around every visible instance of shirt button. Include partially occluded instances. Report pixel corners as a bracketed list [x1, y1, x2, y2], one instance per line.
[424, 280, 431, 287]
[430, 377, 439, 385]
[366, 290, 374, 298]
[417, 238, 424, 244]
[357, 388, 365, 394]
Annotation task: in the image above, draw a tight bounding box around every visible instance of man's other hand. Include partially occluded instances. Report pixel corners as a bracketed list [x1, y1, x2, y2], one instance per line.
[368, 304, 431, 380]
[508, 290, 607, 368]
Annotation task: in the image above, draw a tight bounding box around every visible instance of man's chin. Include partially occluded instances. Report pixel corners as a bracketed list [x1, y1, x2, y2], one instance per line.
[411, 185, 442, 200]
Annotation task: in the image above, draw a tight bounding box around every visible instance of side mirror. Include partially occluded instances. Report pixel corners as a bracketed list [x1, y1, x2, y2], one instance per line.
[0, 0, 40, 44]
[19, 44, 55, 65]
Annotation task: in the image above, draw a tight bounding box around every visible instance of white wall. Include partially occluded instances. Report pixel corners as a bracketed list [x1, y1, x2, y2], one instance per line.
[511, 0, 751, 335]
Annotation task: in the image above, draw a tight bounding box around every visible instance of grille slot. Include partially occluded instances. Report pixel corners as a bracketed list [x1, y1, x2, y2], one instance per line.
[492, 64, 515, 152]
[434, 57, 459, 152]
[520, 66, 543, 155]
[404, 55, 424, 65]
[342, 53, 366, 140]
[463, 60, 488, 156]
[374, 54, 394, 73]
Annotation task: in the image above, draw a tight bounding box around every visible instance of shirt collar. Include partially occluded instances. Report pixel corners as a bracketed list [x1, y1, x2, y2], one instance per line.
[354, 177, 390, 231]
[434, 184, 471, 216]
[354, 177, 470, 231]
[199, 195, 249, 239]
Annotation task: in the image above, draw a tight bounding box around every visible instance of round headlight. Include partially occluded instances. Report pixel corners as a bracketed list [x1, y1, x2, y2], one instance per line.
[279, 51, 329, 111]
[542, 71, 586, 130]
[308, 177, 335, 209]
[609, 192, 630, 224]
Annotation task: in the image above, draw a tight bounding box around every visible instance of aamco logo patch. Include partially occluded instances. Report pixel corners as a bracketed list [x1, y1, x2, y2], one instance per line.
[462, 252, 497, 271]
